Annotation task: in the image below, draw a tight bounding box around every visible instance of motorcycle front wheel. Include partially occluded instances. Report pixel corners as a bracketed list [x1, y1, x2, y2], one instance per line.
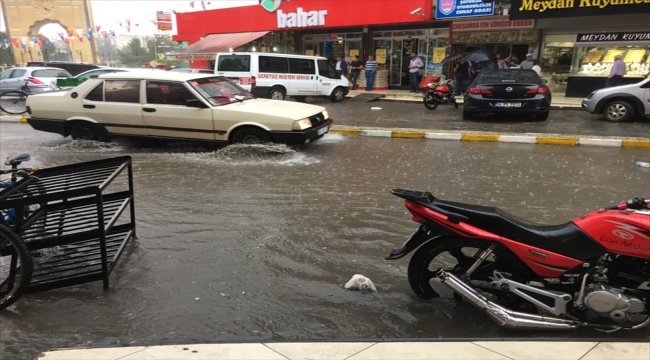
[423, 94, 439, 110]
[407, 237, 520, 300]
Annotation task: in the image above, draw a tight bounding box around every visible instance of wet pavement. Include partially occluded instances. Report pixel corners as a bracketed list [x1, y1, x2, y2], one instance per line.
[1, 122, 649, 359]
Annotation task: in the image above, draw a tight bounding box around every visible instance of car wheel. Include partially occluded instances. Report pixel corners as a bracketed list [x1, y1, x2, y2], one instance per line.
[69, 121, 106, 141]
[330, 87, 346, 102]
[536, 111, 549, 121]
[231, 127, 271, 144]
[462, 109, 473, 120]
[269, 87, 285, 100]
[603, 100, 635, 122]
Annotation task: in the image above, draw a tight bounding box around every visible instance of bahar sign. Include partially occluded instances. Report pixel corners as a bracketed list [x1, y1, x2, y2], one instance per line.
[509, 0, 650, 19]
[261, 0, 328, 29]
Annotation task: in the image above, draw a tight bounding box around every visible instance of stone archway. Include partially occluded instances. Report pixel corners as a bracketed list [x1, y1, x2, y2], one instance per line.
[1, 0, 97, 65]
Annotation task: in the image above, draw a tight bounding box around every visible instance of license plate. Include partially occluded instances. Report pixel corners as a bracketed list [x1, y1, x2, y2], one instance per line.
[493, 102, 522, 108]
[317, 126, 329, 136]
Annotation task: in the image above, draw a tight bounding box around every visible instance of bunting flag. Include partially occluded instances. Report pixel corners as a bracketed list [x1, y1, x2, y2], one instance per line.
[2, 39, 10, 48]
[101, 31, 108, 39]
[189, 1, 194, 8]
[44, 38, 51, 46]
[95, 25, 101, 33]
[201, 1, 206, 10]
[11, 38, 19, 48]
[58, 32, 65, 41]
[20, 38, 27, 48]
[68, 29, 75, 37]
[126, 19, 131, 32]
[109, 30, 116, 38]
[63, 38, 70, 44]
[87, 27, 93, 40]
[36, 39, 44, 48]
[31, 36, 38, 43]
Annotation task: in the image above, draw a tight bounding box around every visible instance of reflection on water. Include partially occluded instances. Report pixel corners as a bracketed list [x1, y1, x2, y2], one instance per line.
[1, 125, 648, 359]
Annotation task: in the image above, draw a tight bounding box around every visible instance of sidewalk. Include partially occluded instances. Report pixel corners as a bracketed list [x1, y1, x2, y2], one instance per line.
[347, 89, 583, 109]
[39, 340, 650, 359]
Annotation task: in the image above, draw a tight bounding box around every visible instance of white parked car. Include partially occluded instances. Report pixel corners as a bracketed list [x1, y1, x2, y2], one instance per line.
[0, 66, 72, 94]
[26, 71, 332, 145]
[581, 78, 650, 122]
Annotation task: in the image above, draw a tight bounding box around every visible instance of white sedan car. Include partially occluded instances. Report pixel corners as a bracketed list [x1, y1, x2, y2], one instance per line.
[26, 71, 332, 145]
[581, 78, 650, 122]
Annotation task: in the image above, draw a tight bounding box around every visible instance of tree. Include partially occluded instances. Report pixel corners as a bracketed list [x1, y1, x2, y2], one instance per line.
[146, 34, 183, 66]
[117, 38, 153, 67]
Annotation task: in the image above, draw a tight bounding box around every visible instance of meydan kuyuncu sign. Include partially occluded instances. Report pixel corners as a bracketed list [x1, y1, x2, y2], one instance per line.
[509, 0, 650, 19]
[436, 0, 495, 19]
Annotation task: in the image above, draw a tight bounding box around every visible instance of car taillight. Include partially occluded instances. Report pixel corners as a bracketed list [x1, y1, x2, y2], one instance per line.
[27, 76, 44, 85]
[468, 87, 491, 95]
[527, 86, 549, 94]
[250, 76, 256, 88]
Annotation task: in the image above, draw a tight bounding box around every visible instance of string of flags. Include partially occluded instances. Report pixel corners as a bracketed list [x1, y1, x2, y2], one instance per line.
[2, 1, 217, 49]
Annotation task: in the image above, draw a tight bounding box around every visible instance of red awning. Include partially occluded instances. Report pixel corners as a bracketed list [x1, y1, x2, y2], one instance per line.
[169, 31, 269, 60]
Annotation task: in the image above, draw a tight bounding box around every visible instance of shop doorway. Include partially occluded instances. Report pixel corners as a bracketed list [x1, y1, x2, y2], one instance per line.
[389, 38, 423, 88]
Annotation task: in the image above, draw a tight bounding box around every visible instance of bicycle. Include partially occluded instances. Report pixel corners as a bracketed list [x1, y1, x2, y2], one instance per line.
[0, 79, 34, 115]
[0, 153, 39, 310]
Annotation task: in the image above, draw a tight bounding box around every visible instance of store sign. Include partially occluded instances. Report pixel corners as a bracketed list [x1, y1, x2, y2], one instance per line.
[576, 31, 650, 43]
[156, 11, 172, 31]
[453, 29, 539, 43]
[436, 0, 494, 19]
[509, 0, 650, 19]
[452, 19, 534, 31]
[277, 7, 328, 28]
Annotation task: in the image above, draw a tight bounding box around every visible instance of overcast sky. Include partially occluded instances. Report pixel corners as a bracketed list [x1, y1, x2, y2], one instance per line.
[1, 0, 257, 36]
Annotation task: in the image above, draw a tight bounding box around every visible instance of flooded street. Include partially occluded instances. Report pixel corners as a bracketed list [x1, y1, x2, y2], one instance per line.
[1, 122, 649, 359]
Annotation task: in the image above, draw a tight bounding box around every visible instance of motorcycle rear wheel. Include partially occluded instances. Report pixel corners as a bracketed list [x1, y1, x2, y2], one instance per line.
[423, 94, 439, 110]
[407, 237, 519, 300]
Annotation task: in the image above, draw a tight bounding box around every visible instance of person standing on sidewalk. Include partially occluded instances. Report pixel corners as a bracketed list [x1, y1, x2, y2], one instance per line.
[453, 58, 470, 95]
[364, 55, 378, 91]
[606, 55, 626, 87]
[335, 56, 348, 77]
[408, 52, 424, 92]
[348, 55, 363, 90]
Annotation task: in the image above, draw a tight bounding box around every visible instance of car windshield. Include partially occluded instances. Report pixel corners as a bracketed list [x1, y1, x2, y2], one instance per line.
[478, 70, 540, 84]
[188, 77, 254, 106]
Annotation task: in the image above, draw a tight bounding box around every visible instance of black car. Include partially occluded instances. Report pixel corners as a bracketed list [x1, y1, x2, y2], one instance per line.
[463, 69, 551, 120]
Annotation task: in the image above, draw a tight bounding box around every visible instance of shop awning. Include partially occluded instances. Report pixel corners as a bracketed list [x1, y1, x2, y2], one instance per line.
[168, 31, 269, 60]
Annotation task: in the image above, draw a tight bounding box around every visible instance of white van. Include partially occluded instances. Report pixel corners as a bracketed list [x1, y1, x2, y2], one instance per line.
[214, 52, 349, 102]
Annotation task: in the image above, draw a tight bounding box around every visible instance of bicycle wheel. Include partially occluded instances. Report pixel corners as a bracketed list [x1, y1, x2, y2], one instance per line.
[0, 224, 32, 310]
[0, 91, 28, 115]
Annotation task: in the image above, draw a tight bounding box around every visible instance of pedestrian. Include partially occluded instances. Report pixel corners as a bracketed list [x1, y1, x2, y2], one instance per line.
[531, 64, 542, 76]
[520, 53, 535, 70]
[496, 54, 510, 69]
[408, 52, 424, 92]
[606, 54, 626, 87]
[469, 61, 482, 82]
[453, 58, 470, 95]
[335, 56, 348, 77]
[364, 55, 378, 91]
[508, 56, 520, 68]
[348, 55, 363, 90]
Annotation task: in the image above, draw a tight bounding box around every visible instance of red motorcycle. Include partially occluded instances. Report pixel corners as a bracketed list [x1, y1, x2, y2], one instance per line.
[387, 189, 650, 331]
[421, 76, 458, 110]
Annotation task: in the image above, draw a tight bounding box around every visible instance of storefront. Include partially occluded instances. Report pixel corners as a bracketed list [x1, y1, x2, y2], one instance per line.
[172, 0, 451, 89]
[450, 18, 538, 66]
[510, 1, 650, 97]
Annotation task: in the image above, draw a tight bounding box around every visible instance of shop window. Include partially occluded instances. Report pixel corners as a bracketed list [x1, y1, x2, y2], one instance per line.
[288, 58, 315, 74]
[259, 56, 289, 73]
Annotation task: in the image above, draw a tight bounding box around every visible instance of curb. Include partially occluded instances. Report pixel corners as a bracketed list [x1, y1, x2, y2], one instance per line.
[330, 126, 650, 148]
[377, 95, 582, 110]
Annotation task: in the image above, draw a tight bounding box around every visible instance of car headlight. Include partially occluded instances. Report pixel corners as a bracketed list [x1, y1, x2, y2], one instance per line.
[292, 118, 312, 130]
[322, 110, 329, 120]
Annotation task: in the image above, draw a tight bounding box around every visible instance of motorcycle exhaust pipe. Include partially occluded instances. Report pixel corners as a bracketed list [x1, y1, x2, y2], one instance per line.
[437, 270, 581, 330]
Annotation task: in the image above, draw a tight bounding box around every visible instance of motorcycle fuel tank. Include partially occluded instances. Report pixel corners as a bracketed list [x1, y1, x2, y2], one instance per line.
[574, 209, 650, 259]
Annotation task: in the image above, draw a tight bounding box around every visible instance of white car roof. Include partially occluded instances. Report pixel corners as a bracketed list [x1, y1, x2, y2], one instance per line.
[97, 70, 217, 81]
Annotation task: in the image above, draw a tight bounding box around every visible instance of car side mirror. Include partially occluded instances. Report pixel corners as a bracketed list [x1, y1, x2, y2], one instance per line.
[186, 99, 208, 108]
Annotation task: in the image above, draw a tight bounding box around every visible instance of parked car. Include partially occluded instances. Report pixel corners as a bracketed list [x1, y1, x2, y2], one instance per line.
[26, 61, 100, 76]
[56, 67, 129, 89]
[462, 69, 551, 120]
[0, 67, 72, 94]
[25, 71, 332, 146]
[581, 78, 650, 122]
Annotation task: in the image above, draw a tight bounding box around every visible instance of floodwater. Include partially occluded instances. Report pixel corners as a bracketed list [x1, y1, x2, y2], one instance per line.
[1, 123, 649, 359]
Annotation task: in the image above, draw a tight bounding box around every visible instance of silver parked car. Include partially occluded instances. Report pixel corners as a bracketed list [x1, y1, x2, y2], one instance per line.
[581, 78, 650, 122]
[0, 66, 72, 94]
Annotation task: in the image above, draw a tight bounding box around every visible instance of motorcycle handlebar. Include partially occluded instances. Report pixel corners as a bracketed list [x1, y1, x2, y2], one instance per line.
[604, 197, 649, 210]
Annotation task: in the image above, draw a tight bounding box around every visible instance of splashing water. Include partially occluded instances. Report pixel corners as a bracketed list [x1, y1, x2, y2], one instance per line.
[49, 139, 127, 153]
[174, 143, 321, 166]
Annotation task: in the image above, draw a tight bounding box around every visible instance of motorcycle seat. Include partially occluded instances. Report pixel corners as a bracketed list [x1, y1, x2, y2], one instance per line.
[433, 199, 605, 261]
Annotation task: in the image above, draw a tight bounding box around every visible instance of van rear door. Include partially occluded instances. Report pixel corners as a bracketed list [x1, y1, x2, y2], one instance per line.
[215, 54, 253, 89]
